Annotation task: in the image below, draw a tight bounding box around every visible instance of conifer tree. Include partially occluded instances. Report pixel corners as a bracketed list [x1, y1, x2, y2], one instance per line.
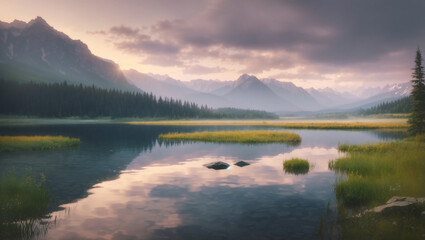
[408, 48, 425, 135]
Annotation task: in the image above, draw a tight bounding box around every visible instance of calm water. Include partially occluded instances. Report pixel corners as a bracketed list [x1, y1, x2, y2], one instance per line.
[0, 124, 407, 240]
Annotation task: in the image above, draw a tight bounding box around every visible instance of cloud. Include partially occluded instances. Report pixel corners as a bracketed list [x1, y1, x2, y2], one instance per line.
[94, 0, 425, 84]
[182, 64, 226, 75]
[115, 35, 180, 55]
[109, 25, 139, 37]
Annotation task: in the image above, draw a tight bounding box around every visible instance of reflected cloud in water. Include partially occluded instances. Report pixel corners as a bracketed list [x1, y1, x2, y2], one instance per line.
[46, 145, 340, 240]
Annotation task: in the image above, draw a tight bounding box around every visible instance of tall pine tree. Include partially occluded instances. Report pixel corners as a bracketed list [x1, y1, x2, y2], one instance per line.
[408, 48, 425, 135]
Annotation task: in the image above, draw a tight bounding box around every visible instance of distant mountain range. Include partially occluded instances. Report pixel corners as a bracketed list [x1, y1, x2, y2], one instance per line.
[0, 17, 413, 114]
[126, 70, 412, 113]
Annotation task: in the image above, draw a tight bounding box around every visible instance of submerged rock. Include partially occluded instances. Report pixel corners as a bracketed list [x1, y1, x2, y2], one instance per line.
[204, 161, 230, 170]
[234, 161, 250, 167]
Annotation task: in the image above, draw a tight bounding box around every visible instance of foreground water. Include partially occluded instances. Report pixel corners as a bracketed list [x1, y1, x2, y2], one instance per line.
[0, 124, 406, 240]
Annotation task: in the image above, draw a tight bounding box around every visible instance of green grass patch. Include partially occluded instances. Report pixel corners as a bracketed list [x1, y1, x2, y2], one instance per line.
[0, 172, 50, 239]
[0, 136, 81, 152]
[330, 134, 425, 208]
[283, 158, 310, 175]
[158, 130, 301, 144]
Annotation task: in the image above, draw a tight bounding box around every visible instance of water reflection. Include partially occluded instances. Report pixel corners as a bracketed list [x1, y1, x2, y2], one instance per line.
[45, 145, 340, 240]
[0, 124, 406, 239]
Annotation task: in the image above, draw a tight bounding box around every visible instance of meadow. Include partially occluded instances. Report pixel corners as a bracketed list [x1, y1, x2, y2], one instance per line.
[0, 136, 81, 152]
[326, 134, 425, 239]
[159, 130, 301, 144]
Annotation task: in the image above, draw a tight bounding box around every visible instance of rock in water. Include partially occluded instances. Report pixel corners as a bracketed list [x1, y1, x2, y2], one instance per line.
[204, 161, 230, 170]
[234, 161, 250, 167]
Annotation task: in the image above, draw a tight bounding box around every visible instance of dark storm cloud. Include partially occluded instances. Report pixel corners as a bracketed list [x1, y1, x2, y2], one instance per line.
[93, 0, 425, 79]
[150, 0, 425, 66]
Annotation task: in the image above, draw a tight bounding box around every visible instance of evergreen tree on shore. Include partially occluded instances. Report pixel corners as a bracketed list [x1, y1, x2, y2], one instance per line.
[408, 48, 425, 135]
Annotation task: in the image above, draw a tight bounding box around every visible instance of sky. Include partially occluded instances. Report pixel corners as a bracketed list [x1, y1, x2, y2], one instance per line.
[1, 0, 425, 90]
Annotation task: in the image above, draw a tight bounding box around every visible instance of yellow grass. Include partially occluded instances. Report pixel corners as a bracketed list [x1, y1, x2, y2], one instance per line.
[128, 120, 408, 129]
[0, 136, 81, 152]
[158, 130, 301, 144]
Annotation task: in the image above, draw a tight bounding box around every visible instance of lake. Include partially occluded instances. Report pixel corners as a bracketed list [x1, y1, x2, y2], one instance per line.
[0, 124, 407, 240]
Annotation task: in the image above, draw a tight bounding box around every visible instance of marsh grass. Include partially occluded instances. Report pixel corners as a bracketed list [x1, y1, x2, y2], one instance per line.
[129, 120, 408, 129]
[324, 135, 425, 239]
[0, 136, 80, 152]
[330, 137, 425, 208]
[158, 130, 301, 144]
[283, 158, 310, 175]
[0, 172, 50, 239]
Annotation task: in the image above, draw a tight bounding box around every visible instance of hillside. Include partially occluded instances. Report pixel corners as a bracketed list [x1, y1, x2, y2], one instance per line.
[0, 17, 136, 92]
[358, 97, 412, 115]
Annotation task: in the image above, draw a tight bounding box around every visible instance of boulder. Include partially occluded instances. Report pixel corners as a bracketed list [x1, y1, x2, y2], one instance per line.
[234, 161, 250, 167]
[372, 196, 419, 215]
[203, 161, 230, 170]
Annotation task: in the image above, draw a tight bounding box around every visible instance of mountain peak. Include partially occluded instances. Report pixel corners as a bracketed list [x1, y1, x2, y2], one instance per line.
[236, 73, 253, 82]
[28, 16, 51, 29]
[10, 20, 28, 29]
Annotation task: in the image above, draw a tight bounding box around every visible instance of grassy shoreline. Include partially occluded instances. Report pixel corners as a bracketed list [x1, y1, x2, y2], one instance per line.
[326, 136, 425, 240]
[159, 130, 301, 144]
[330, 135, 425, 207]
[0, 136, 81, 153]
[0, 172, 50, 239]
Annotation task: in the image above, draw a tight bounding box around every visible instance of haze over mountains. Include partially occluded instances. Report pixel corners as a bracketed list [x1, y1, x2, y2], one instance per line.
[0, 17, 412, 114]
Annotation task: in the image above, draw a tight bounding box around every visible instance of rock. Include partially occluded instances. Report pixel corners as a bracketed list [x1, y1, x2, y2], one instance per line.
[386, 196, 417, 205]
[421, 211, 425, 219]
[372, 196, 419, 215]
[203, 161, 230, 170]
[234, 161, 250, 167]
[417, 197, 425, 203]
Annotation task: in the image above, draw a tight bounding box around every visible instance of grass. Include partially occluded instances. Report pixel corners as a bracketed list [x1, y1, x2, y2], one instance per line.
[0, 136, 81, 152]
[128, 120, 408, 129]
[329, 134, 425, 208]
[158, 130, 301, 144]
[323, 136, 425, 239]
[0, 172, 50, 239]
[283, 158, 310, 175]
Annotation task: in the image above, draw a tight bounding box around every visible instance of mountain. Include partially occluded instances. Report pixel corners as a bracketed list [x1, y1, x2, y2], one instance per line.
[124, 69, 229, 108]
[222, 74, 297, 112]
[147, 73, 187, 88]
[337, 82, 412, 110]
[261, 78, 323, 111]
[0, 17, 137, 92]
[124, 69, 198, 100]
[185, 79, 232, 93]
[306, 87, 359, 108]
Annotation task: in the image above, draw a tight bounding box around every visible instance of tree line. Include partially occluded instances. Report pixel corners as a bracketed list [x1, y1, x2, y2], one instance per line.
[358, 97, 412, 115]
[0, 80, 277, 119]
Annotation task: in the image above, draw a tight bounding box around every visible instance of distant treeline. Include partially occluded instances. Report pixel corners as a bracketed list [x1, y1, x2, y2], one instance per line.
[0, 80, 278, 119]
[358, 97, 412, 115]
